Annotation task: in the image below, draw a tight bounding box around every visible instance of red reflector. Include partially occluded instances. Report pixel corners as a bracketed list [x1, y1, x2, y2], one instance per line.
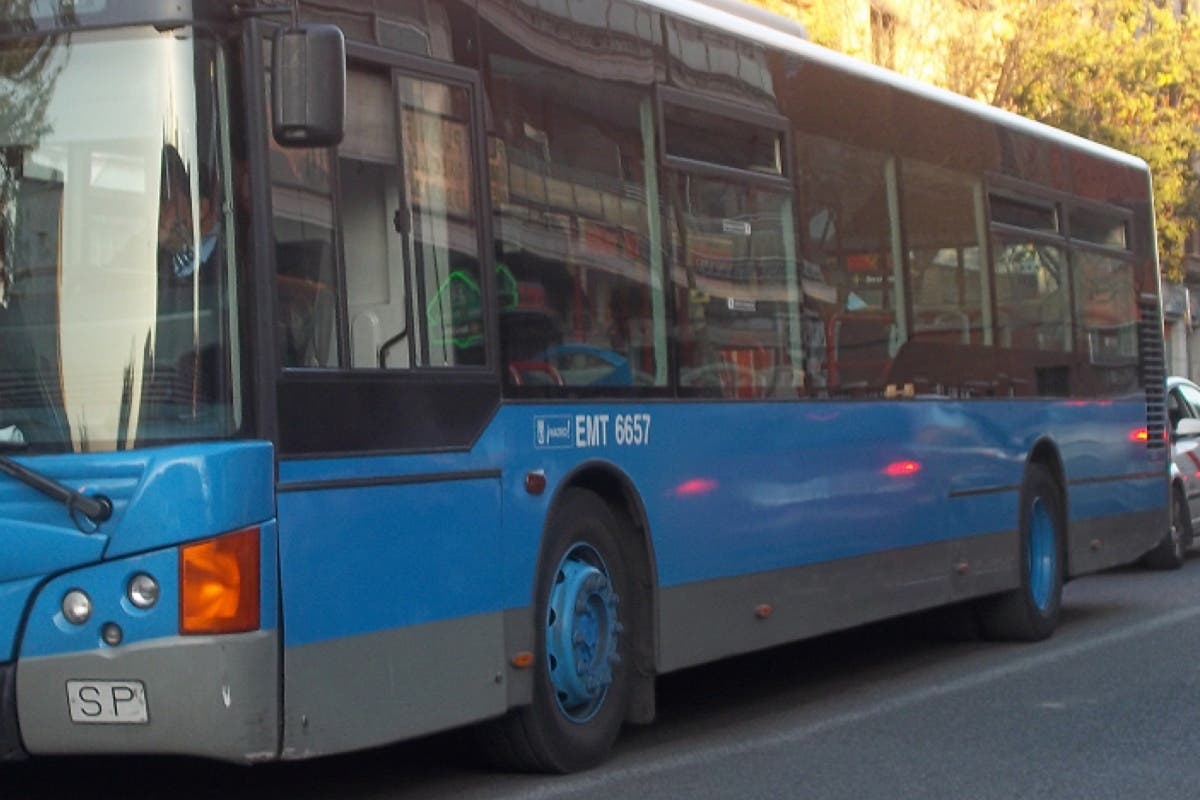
[884, 460, 921, 477]
[524, 471, 547, 495]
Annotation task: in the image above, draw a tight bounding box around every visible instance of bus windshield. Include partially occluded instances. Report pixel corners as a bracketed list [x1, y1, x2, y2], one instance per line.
[0, 26, 243, 453]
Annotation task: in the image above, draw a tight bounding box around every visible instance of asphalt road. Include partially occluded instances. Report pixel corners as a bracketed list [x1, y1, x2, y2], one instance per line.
[7, 553, 1200, 799]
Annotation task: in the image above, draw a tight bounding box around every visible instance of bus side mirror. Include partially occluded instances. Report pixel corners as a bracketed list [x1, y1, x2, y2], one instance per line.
[272, 25, 346, 148]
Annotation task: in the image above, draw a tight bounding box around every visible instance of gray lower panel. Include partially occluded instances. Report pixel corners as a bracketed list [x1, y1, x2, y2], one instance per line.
[659, 532, 1018, 674]
[503, 607, 534, 709]
[1068, 508, 1165, 577]
[282, 611, 506, 759]
[18, 631, 278, 762]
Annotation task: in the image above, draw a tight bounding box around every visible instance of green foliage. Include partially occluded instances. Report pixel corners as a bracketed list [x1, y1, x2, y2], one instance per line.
[992, 0, 1200, 282]
[0, 1, 74, 305]
[753, 0, 1200, 282]
[0, 1, 76, 140]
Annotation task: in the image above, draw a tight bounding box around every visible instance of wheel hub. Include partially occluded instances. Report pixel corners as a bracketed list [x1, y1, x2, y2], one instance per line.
[1028, 497, 1056, 610]
[546, 548, 622, 722]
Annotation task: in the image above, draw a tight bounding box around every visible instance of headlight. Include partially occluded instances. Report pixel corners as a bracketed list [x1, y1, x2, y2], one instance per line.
[127, 573, 160, 609]
[62, 590, 92, 625]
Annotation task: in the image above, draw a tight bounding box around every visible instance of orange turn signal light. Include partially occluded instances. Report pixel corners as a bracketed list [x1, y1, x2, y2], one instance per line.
[179, 527, 260, 635]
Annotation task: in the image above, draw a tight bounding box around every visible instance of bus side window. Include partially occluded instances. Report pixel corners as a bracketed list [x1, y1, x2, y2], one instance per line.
[338, 150, 408, 369]
[796, 135, 899, 397]
[826, 310, 896, 390]
[482, 12, 667, 391]
[277, 240, 336, 367]
[268, 143, 340, 369]
[993, 238, 1070, 353]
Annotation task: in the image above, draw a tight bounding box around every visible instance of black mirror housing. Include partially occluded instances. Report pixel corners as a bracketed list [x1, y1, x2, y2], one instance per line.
[272, 25, 346, 148]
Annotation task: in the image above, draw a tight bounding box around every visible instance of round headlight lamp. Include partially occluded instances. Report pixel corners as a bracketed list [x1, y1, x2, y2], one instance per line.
[127, 573, 160, 609]
[62, 590, 93, 625]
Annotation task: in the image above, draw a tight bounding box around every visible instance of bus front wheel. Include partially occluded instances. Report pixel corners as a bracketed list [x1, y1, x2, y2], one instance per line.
[978, 464, 1064, 642]
[484, 488, 631, 773]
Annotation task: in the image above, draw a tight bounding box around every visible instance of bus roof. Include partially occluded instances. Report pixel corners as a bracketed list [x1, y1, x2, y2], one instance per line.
[640, 0, 1149, 173]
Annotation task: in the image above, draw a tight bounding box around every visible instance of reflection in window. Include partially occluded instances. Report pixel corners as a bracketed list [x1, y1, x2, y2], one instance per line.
[991, 194, 1057, 233]
[1073, 250, 1136, 365]
[994, 237, 1070, 352]
[670, 176, 799, 398]
[485, 48, 668, 389]
[797, 135, 899, 394]
[289, 67, 486, 371]
[338, 68, 405, 368]
[0, 28, 242, 452]
[399, 77, 485, 367]
[902, 161, 987, 346]
[1070, 208, 1128, 249]
[665, 16, 776, 110]
[269, 36, 339, 369]
[663, 100, 783, 175]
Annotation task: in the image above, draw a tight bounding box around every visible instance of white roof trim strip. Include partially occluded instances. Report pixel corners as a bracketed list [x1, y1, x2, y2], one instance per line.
[638, 0, 1147, 170]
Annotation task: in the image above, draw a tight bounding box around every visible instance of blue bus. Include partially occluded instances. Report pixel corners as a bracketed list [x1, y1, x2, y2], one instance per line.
[0, 0, 1167, 772]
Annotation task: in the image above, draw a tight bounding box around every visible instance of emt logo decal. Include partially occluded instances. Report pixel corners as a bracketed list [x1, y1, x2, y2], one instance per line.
[535, 413, 652, 449]
[535, 416, 574, 449]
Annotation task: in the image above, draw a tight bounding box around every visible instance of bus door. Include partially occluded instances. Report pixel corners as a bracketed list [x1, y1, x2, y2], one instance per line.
[270, 55, 504, 758]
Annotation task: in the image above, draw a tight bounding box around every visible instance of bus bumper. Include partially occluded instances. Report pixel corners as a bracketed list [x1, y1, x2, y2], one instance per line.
[16, 631, 278, 762]
[10, 521, 281, 763]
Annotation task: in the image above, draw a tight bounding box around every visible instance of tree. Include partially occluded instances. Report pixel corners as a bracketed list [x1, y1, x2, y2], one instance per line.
[753, 0, 1200, 282]
[991, 0, 1200, 282]
[0, 0, 73, 306]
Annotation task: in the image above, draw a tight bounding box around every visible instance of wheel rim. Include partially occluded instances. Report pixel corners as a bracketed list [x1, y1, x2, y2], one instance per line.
[1028, 497, 1056, 611]
[545, 543, 622, 723]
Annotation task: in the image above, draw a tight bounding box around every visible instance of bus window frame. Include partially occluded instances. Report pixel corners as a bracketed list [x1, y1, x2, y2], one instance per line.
[655, 87, 800, 399]
[655, 84, 793, 190]
[336, 41, 499, 378]
[984, 174, 1141, 367]
[266, 37, 503, 456]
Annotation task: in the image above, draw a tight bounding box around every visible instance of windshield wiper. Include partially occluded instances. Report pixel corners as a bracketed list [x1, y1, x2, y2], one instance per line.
[0, 452, 113, 526]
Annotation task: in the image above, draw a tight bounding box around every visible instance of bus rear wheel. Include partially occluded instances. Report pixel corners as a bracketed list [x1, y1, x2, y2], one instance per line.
[484, 488, 631, 773]
[977, 464, 1064, 642]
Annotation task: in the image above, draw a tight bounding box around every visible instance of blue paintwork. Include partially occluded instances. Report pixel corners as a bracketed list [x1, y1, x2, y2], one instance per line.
[101, 443, 275, 558]
[276, 474, 503, 648]
[0, 442, 275, 660]
[19, 520, 278, 659]
[0, 577, 41, 662]
[3, 398, 1163, 664]
[498, 398, 1160, 597]
[1028, 498, 1056, 610]
[276, 396, 1162, 654]
[546, 545, 619, 722]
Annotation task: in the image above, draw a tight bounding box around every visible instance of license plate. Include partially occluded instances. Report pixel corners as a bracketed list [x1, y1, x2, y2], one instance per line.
[66, 680, 149, 724]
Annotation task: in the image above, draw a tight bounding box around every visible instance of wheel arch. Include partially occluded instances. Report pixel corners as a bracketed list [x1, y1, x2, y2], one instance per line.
[543, 460, 658, 725]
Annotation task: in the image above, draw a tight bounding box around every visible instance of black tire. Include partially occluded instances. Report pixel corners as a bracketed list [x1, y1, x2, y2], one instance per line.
[1143, 486, 1189, 570]
[479, 488, 631, 773]
[977, 464, 1064, 642]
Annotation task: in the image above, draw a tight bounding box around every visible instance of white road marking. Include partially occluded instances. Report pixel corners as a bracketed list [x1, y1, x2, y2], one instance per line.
[501, 603, 1200, 800]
